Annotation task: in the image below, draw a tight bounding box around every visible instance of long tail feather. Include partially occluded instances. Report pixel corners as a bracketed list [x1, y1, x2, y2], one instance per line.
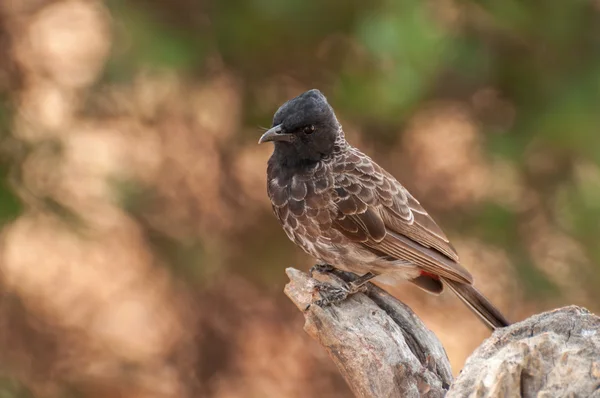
[442, 278, 510, 330]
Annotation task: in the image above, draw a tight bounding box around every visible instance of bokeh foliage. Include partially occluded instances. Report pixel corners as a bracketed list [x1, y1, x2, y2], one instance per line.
[1, 0, 600, 396]
[3, 0, 598, 292]
[100, 0, 600, 294]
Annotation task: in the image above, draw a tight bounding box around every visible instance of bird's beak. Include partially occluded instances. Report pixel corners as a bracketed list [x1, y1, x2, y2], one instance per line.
[258, 124, 294, 144]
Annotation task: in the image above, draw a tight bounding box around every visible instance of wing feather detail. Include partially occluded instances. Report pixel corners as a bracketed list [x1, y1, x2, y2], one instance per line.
[328, 149, 472, 284]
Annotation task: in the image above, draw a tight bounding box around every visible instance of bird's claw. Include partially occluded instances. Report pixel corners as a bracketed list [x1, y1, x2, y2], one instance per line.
[309, 262, 334, 278]
[350, 282, 368, 294]
[312, 282, 349, 307]
[303, 274, 369, 311]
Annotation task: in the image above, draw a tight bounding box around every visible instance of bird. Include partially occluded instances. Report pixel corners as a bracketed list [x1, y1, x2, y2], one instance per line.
[258, 89, 510, 330]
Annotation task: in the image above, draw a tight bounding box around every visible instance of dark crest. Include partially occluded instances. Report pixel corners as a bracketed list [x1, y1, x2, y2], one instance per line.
[259, 89, 341, 167]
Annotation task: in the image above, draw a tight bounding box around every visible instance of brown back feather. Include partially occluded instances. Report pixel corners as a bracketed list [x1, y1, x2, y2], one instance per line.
[329, 148, 473, 284]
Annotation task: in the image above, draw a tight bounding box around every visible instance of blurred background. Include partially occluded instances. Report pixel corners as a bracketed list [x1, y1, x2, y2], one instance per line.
[0, 0, 599, 396]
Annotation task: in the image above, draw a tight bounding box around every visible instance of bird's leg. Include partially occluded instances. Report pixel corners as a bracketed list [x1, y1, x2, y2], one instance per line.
[312, 272, 377, 308]
[348, 272, 377, 292]
[309, 261, 334, 278]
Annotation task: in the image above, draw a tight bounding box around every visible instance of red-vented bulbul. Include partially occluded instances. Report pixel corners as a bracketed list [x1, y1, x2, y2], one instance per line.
[258, 89, 509, 330]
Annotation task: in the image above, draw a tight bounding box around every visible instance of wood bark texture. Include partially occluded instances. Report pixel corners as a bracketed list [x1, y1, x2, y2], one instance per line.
[285, 267, 600, 398]
[284, 267, 453, 398]
[447, 305, 600, 398]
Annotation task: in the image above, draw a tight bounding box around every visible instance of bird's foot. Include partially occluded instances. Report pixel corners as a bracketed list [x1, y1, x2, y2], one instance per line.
[308, 281, 367, 309]
[313, 283, 349, 307]
[309, 262, 334, 278]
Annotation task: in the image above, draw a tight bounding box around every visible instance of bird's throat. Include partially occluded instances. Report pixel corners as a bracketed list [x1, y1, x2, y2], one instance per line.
[272, 142, 322, 170]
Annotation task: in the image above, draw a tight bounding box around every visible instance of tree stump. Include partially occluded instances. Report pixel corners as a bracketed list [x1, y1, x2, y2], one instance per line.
[284, 267, 600, 398]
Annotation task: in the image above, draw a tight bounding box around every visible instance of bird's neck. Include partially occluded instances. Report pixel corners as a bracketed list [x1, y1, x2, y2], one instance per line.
[268, 147, 320, 182]
[268, 138, 348, 182]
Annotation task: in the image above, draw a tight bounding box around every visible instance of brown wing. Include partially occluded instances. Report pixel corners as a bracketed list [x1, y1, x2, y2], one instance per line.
[331, 149, 473, 284]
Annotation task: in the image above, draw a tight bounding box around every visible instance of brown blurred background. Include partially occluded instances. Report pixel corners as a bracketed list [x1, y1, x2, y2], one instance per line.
[0, 0, 599, 396]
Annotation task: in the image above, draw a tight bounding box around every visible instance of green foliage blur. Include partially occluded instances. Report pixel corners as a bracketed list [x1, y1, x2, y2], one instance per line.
[3, 0, 600, 291]
[0, 1, 596, 291]
[99, 0, 600, 294]
[1, 0, 599, 395]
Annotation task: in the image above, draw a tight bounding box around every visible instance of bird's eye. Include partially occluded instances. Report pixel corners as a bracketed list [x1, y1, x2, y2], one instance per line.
[304, 125, 316, 134]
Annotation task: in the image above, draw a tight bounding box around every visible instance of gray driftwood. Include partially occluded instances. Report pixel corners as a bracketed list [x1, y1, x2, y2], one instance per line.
[285, 267, 600, 398]
[447, 305, 600, 397]
[284, 267, 453, 398]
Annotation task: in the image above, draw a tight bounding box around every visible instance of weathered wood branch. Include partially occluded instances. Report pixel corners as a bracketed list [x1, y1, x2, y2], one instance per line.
[447, 305, 600, 397]
[285, 267, 600, 398]
[284, 267, 453, 398]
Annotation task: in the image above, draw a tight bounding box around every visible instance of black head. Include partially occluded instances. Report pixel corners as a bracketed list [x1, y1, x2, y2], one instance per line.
[258, 89, 340, 166]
